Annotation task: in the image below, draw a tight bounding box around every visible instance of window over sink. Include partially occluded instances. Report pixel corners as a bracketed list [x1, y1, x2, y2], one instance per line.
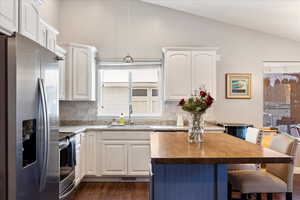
[97, 65, 162, 117]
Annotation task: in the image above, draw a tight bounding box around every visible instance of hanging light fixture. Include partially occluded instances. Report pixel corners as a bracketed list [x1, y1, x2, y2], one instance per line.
[123, 54, 134, 63]
[123, 1, 134, 63]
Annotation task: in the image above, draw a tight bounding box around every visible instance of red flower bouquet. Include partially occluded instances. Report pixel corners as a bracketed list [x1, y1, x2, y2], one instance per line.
[178, 90, 214, 114]
[178, 89, 215, 143]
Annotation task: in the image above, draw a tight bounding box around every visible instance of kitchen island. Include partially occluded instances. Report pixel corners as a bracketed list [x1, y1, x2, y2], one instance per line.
[150, 132, 293, 200]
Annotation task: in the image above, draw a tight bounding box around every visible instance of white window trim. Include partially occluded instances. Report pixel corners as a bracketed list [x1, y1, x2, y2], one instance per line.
[97, 66, 163, 118]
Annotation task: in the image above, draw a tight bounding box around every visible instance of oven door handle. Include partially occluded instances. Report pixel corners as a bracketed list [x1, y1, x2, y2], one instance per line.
[59, 139, 70, 150]
[59, 182, 76, 200]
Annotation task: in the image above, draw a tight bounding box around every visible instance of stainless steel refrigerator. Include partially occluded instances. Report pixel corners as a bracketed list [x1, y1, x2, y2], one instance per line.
[0, 33, 60, 200]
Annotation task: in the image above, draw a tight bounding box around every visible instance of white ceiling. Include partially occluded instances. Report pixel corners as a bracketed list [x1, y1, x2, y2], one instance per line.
[140, 0, 300, 42]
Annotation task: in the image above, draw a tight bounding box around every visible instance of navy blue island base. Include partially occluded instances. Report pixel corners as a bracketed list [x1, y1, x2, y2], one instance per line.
[151, 163, 228, 200]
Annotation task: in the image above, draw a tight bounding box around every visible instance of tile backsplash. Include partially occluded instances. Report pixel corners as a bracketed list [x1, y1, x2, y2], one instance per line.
[59, 101, 215, 126]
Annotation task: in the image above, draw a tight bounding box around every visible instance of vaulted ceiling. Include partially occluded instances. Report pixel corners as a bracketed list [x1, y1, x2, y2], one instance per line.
[140, 0, 300, 42]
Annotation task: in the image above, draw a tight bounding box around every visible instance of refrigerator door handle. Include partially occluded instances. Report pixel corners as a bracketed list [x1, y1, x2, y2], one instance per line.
[38, 78, 50, 191]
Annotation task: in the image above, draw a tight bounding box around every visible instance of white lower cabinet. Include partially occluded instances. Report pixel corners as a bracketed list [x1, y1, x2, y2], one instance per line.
[97, 131, 150, 177]
[101, 141, 127, 176]
[86, 132, 97, 176]
[75, 134, 81, 185]
[100, 140, 150, 176]
[80, 132, 86, 180]
[128, 142, 150, 176]
[77, 131, 150, 182]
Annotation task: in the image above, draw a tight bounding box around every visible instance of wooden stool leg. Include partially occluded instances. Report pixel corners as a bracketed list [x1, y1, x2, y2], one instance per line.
[286, 192, 293, 200]
[227, 183, 232, 200]
[256, 193, 261, 200]
[267, 193, 272, 200]
[241, 193, 248, 200]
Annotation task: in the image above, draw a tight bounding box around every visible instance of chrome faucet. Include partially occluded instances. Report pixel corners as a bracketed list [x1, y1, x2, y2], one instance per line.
[128, 104, 134, 125]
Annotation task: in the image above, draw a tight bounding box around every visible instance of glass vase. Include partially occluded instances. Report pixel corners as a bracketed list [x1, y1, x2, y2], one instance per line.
[188, 113, 205, 143]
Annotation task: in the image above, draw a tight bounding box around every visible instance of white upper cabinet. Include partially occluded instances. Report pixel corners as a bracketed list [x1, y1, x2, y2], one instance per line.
[64, 43, 97, 101]
[46, 27, 58, 52]
[0, 0, 18, 35]
[38, 19, 59, 52]
[19, 0, 39, 42]
[164, 51, 192, 100]
[163, 48, 217, 101]
[56, 45, 67, 100]
[38, 18, 47, 47]
[191, 51, 217, 98]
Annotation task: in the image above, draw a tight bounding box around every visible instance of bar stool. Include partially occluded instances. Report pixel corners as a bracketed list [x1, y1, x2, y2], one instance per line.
[228, 127, 263, 171]
[228, 133, 298, 200]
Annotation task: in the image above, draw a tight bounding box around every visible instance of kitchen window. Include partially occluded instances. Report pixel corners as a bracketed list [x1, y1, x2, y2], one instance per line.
[98, 66, 162, 117]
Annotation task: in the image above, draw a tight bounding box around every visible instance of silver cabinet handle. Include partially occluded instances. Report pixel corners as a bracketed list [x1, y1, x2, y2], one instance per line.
[149, 161, 154, 176]
[38, 78, 50, 191]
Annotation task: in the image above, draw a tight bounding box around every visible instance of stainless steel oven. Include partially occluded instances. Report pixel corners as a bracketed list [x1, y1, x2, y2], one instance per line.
[59, 137, 76, 199]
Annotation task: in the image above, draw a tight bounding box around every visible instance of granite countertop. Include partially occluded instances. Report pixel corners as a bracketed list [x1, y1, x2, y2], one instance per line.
[59, 124, 225, 141]
[151, 132, 293, 164]
[59, 124, 225, 134]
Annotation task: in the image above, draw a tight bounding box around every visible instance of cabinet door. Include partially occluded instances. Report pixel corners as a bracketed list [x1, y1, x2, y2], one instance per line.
[191, 51, 217, 98]
[47, 30, 56, 52]
[86, 132, 97, 175]
[0, 0, 18, 35]
[80, 133, 86, 180]
[128, 142, 150, 176]
[164, 51, 192, 101]
[72, 47, 94, 100]
[101, 141, 127, 176]
[38, 19, 47, 47]
[59, 59, 66, 100]
[19, 0, 39, 42]
[75, 147, 81, 185]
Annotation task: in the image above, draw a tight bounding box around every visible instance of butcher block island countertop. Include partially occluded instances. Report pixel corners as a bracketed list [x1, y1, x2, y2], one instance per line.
[150, 132, 293, 200]
[150, 132, 293, 164]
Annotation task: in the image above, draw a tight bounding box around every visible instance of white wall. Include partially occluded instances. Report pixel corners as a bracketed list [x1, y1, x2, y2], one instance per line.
[58, 0, 300, 127]
[39, 0, 60, 29]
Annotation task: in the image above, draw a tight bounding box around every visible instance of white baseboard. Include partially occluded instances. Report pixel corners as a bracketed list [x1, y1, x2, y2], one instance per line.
[82, 176, 150, 183]
[294, 167, 300, 174]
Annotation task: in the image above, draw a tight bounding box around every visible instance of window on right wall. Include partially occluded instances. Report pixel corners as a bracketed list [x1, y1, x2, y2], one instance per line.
[263, 62, 300, 136]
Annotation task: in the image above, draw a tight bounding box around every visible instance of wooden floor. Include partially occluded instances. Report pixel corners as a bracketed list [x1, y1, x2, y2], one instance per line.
[72, 175, 300, 200]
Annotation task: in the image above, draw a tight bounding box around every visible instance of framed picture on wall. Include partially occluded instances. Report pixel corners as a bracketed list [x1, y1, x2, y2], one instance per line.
[226, 73, 252, 99]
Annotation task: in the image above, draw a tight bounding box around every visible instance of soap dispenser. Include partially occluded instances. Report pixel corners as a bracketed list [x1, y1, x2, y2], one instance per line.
[119, 113, 126, 125]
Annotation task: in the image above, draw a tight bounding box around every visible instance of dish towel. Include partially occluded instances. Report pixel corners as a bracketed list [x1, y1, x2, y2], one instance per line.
[67, 137, 76, 167]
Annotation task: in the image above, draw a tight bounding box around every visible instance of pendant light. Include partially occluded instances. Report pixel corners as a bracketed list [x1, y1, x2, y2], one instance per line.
[123, 1, 134, 63]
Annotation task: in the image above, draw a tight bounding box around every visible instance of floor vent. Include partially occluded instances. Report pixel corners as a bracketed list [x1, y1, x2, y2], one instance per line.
[121, 177, 137, 181]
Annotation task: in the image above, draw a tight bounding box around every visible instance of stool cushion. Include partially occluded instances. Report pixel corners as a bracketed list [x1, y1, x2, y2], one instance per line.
[229, 170, 287, 194]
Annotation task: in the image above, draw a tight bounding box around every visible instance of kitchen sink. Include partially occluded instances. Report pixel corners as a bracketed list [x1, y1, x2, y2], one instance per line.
[108, 124, 151, 129]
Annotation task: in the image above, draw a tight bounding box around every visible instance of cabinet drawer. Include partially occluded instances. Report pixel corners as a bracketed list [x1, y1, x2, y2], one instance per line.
[100, 131, 150, 140]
